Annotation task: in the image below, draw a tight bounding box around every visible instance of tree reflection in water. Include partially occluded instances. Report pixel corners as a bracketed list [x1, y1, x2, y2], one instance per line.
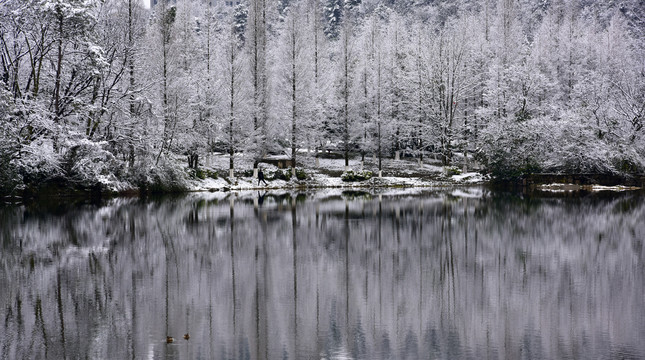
[1, 189, 644, 359]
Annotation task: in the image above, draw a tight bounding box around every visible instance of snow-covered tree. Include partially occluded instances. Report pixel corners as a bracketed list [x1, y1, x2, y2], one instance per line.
[323, 0, 343, 40]
[2, 0, 645, 194]
[221, 15, 251, 178]
[246, 0, 269, 171]
[272, 2, 314, 176]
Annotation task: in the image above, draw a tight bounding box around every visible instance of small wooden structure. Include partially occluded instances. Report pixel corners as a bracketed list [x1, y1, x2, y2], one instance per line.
[260, 155, 294, 169]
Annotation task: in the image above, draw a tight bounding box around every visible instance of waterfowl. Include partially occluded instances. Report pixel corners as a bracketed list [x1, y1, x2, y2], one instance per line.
[183, 333, 190, 340]
[166, 336, 174, 343]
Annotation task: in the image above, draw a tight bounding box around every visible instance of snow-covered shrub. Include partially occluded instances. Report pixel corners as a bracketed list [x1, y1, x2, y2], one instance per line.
[185, 167, 219, 180]
[477, 114, 645, 179]
[269, 168, 308, 181]
[539, 112, 643, 175]
[475, 118, 546, 179]
[271, 169, 290, 181]
[444, 166, 462, 176]
[341, 170, 373, 182]
[205, 169, 219, 179]
[17, 139, 65, 185]
[0, 88, 20, 194]
[295, 168, 308, 180]
[0, 155, 21, 195]
[62, 140, 121, 186]
[134, 161, 189, 193]
[185, 167, 203, 180]
[240, 169, 255, 178]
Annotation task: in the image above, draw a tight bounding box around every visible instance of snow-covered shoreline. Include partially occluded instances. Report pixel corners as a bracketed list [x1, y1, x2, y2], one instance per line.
[7, 153, 644, 200]
[185, 170, 488, 193]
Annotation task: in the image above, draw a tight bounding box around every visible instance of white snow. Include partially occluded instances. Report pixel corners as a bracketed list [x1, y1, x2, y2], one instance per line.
[171, 154, 490, 193]
[451, 172, 488, 184]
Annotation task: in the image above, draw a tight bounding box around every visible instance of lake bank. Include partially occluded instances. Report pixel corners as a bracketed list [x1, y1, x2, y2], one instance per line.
[4, 172, 486, 204]
[4, 155, 644, 202]
[7, 171, 645, 204]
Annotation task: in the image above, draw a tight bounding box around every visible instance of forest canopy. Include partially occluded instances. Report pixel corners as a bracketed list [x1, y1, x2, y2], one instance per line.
[1, 0, 644, 194]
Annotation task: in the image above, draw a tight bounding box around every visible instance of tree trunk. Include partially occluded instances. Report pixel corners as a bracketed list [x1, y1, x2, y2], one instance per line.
[127, 0, 136, 167]
[291, 15, 297, 178]
[343, 23, 349, 170]
[228, 34, 236, 178]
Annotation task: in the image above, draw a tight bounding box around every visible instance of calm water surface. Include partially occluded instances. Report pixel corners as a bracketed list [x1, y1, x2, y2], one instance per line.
[1, 188, 644, 359]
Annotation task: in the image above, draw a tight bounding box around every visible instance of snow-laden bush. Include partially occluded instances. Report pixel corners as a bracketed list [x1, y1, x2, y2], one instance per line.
[185, 167, 218, 180]
[271, 169, 290, 181]
[476, 118, 546, 179]
[16, 139, 65, 185]
[294, 168, 308, 180]
[133, 161, 189, 193]
[0, 88, 20, 194]
[62, 140, 121, 186]
[0, 155, 21, 195]
[546, 120, 644, 175]
[271, 168, 308, 181]
[477, 115, 645, 179]
[444, 166, 462, 176]
[341, 170, 373, 182]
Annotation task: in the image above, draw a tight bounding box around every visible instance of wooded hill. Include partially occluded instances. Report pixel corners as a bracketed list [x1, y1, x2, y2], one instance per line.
[1, 0, 643, 194]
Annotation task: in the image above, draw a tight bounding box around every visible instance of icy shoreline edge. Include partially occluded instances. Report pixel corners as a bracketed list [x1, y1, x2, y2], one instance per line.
[6, 171, 645, 203]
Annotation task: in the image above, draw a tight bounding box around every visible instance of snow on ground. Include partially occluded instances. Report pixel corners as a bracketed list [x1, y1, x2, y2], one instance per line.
[187, 173, 446, 192]
[313, 157, 364, 171]
[451, 172, 488, 184]
[202, 152, 256, 170]
[179, 153, 488, 193]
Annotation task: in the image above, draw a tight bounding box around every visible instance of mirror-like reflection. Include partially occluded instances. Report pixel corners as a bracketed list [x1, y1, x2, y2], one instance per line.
[1, 189, 644, 359]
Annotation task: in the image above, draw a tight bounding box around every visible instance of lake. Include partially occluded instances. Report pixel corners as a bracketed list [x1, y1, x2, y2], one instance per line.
[1, 188, 644, 359]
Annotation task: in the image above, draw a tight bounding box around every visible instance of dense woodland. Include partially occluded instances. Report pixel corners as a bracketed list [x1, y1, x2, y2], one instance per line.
[1, 0, 644, 193]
